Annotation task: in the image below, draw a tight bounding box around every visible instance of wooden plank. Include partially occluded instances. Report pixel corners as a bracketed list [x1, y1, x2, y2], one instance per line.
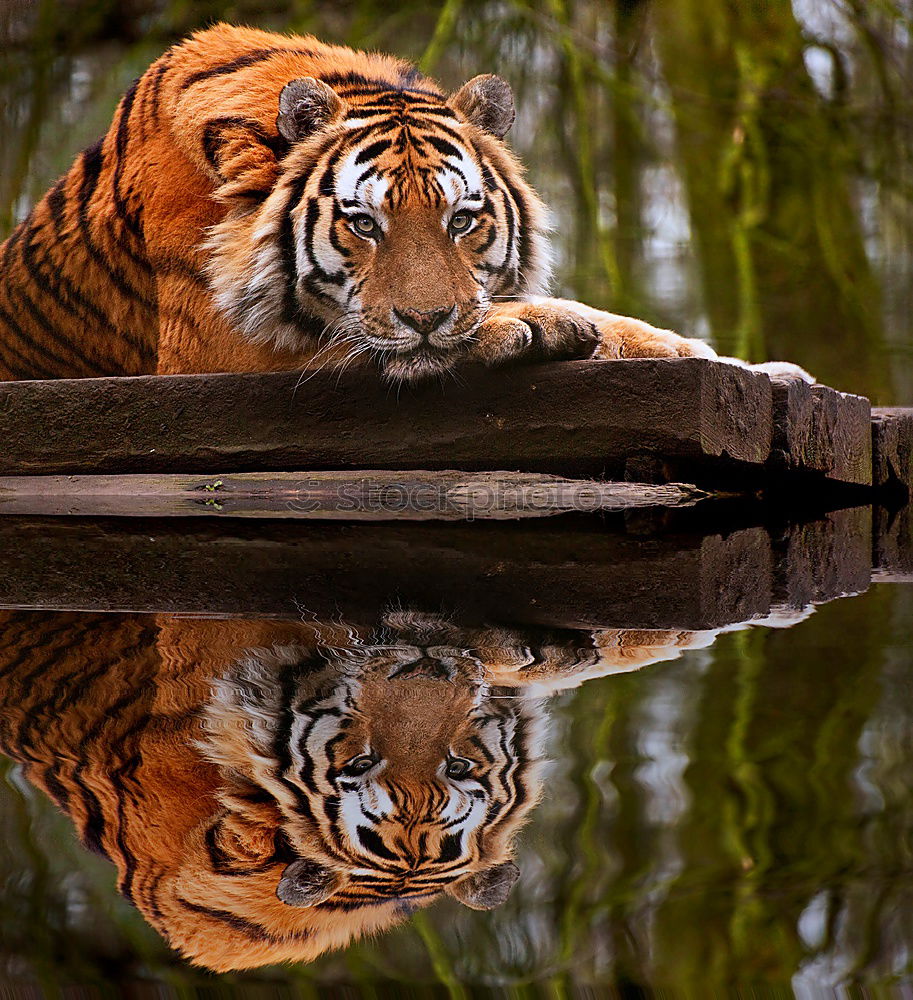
[0, 359, 774, 481]
[873, 501, 913, 583]
[0, 506, 883, 630]
[872, 407, 913, 493]
[0, 471, 707, 519]
[771, 506, 872, 608]
[0, 517, 775, 631]
[769, 377, 872, 486]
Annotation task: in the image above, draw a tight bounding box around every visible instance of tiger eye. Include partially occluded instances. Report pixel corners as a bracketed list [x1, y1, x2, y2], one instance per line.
[343, 754, 377, 776]
[445, 757, 474, 779]
[350, 214, 378, 238]
[449, 212, 473, 234]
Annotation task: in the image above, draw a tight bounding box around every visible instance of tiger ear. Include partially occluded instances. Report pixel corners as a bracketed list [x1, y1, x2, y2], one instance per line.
[446, 861, 519, 910]
[277, 77, 346, 143]
[277, 859, 348, 907]
[449, 74, 515, 138]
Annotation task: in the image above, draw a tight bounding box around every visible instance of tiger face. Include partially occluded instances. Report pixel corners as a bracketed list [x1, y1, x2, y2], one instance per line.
[207, 74, 550, 382]
[201, 642, 546, 916]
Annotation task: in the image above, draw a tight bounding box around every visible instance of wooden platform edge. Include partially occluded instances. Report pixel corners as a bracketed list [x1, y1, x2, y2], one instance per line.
[872, 407, 913, 494]
[0, 359, 775, 481]
[0, 362, 905, 498]
[0, 504, 899, 630]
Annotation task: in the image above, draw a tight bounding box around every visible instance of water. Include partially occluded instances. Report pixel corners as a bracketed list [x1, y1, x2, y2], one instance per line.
[0, 508, 911, 993]
[1, 1, 913, 993]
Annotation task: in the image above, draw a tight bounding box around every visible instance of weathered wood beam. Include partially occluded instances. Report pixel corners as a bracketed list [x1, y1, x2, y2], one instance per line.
[0, 471, 707, 519]
[0, 518, 772, 630]
[873, 501, 913, 583]
[770, 377, 872, 486]
[0, 511, 881, 630]
[770, 505, 872, 607]
[872, 407, 913, 494]
[0, 361, 890, 492]
[0, 359, 774, 481]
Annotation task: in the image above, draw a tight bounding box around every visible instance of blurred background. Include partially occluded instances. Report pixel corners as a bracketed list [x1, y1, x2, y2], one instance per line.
[2, 0, 913, 401]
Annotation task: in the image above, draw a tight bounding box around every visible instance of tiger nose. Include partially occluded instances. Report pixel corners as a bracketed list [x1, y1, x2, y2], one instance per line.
[393, 306, 454, 336]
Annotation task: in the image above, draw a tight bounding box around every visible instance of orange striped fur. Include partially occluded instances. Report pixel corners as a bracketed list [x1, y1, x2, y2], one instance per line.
[0, 23, 719, 384]
[0, 609, 711, 970]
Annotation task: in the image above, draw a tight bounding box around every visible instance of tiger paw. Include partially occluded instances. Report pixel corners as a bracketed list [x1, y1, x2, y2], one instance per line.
[587, 313, 718, 361]
[469, 301, 600, 366]
[471, 297, 718, 366]
[714, 356, 816, 384]
[746, 360, 816, 384]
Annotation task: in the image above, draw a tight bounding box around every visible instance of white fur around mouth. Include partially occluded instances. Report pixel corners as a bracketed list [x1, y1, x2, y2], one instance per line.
[380, 344, 462, 383]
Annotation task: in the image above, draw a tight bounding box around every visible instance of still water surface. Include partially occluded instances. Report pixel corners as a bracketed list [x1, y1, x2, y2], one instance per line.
[0, 510, 911, 993]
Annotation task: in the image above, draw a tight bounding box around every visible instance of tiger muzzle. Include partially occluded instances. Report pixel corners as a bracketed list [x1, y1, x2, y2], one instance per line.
[392, 306, 455, 337]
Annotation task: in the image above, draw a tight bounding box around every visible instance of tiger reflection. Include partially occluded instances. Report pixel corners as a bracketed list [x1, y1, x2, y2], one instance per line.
[0, 610, 713, 971]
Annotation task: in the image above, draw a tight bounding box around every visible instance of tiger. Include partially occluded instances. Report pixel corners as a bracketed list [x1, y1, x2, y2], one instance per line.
[0, 22, 811, 383]
[0, 609, 716, 972]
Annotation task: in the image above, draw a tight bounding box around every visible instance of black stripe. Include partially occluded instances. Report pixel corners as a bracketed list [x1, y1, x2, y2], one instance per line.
[354, 164, 378, 188]
[268, 674, 322, 824]
[179, 47, 316, 91]
[0, 287, 93, 377]
[4, 264, 109, 377]
[354, 139, 393, 165]
[328, 206, 353, 260]
[316, 140, 349, 197]
[42, 765, 70, 809]
[357, 825, 400, 861]
[20, 217, 153, 370]
[227, 185, 273, 204]
[302, 198, 346, 285]
[177, 897, 276, 941]
[475, 220, 497, 254]
[436, 832, 463, 864]
[0, 303, 59, 379]
[413, 119, 469, 147]
[491, 183, 517, 280]
[498, 173, 531, 286]
[322, 72, 441, 100]
[424, 134, 462, 159]
[144, 868, 168, 929]
[46, 178, 67, 232]
[408, 106, 458, 119]
[112, 78, 145, 240]
[76, 140, 157, 311]
[201, 116, 289, 176]
[279, 173, 312, 326]
[146, 52, 173, 121]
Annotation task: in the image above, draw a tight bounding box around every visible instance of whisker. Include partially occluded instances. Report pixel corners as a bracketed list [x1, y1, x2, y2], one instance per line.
[292, 317, 369, 395]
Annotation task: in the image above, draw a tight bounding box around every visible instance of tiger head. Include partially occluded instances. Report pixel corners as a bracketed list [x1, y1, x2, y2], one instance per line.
[205, 73, 551, 382]
[162, 639, 546, 967]
[0, 607, 728, 972]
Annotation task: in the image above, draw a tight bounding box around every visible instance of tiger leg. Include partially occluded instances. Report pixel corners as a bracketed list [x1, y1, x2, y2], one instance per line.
[470, 296, 813, 381]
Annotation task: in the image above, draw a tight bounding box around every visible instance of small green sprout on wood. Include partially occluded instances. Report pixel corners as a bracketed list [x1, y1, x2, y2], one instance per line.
[199, 479, 224, 509]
